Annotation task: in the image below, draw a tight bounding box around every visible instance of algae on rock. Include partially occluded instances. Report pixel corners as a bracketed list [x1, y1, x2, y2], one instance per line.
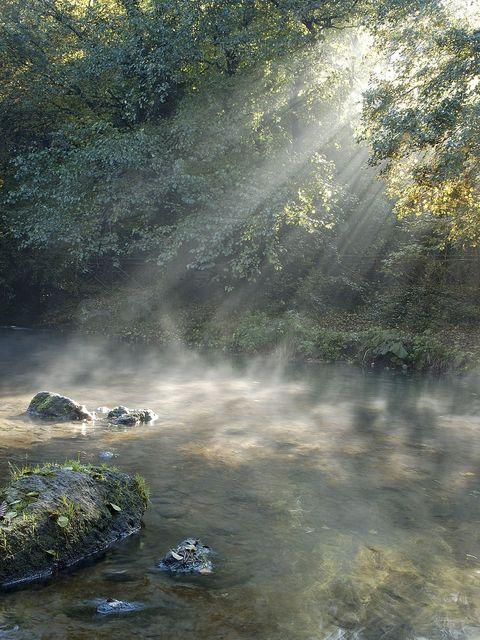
[0, 461, 148, 588]
[27, 392, 94, 421]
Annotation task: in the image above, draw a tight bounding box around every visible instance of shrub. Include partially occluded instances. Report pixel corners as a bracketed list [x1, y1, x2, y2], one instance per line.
[228, 312, 287, 353]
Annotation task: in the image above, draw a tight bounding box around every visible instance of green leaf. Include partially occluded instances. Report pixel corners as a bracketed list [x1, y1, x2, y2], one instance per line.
[109, 503, 122, 512]
[57, 515, 69, 528]
[4, 511, 17, 521]
[390, 342, 408, 359]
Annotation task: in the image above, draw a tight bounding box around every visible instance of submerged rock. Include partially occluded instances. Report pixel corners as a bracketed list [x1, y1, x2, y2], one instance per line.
[158, 538, 213, 575]
[27, 392, 93, 422]
[0, 462, 148, 589]
[0, 625, 19, 638]
[95, 598, 144, 615]
[107, 406, 157, 426]
[98, 451, 115, 460]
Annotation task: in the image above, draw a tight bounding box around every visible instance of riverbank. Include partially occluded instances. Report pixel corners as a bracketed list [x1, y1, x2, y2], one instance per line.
[31, 287, 480, 373]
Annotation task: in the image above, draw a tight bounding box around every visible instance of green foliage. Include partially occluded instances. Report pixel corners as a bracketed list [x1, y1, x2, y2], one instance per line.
[0, 0, 478, 369]
[408, 333, 466, 372]
[0, 0, 446, 292]
[362, 5, 480, 244]
[357, 328, 466, 372]
[222, 315, 466, 371]
[228, 312, 287, 353]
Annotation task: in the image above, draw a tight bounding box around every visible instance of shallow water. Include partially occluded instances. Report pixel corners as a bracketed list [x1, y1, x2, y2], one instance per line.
[2, 328, 480, 639]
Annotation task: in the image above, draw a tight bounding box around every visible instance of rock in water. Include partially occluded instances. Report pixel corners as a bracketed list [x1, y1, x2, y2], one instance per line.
[0, 463, 148, 589]
[107, 407, 157, 426]
[27, 392, 93, 421]
[95, 598, 144, 615]
[107, 406, 130, 419]
[158, 538, 213, 575]
[95, 406, 111, 414]
[98, 451, 115, 460]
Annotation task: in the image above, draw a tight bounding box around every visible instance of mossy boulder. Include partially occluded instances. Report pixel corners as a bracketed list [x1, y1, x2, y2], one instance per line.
[27, 391, 94, 421]
[0, 462, 148, 588]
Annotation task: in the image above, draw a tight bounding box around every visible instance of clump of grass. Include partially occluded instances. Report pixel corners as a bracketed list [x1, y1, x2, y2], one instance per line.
[8, 459, 122, 480]
[0, 512, 39, 557]
[8, 462, 33, 482]
[133, 473, 150, 505]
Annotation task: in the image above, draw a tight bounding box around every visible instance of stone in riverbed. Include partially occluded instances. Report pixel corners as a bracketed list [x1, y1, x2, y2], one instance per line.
[158, 538, 213, 575]
[98, 451, 116, 460]
[107, 406, 129, 419]
[95, 406, 111, 414]
[95, 598, 145, 615]
[0, 462, 148, 589]
[27, 391, 93, 422]
[107, 407, 157, 426]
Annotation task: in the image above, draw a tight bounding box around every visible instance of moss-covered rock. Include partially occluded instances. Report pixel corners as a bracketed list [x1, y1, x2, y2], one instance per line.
[107, 406, 157, 426]
[27, 391, 94, 421]
[0, 462, 148, 588]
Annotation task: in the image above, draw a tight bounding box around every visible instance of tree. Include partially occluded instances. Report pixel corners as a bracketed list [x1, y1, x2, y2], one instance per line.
[362, 5, 480, 245]
[0, 0, 456, 302]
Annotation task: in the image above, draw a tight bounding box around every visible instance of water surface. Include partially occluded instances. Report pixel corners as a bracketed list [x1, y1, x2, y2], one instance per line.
[1, 328, 480, 639]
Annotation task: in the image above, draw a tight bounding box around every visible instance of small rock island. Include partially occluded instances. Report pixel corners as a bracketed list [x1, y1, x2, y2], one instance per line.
[0, 461, 148, 588]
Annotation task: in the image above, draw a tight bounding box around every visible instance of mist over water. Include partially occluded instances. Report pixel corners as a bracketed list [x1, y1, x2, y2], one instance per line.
[2, 328, 480, 639]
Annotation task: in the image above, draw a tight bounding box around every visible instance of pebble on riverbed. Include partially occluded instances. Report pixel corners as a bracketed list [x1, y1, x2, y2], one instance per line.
[95, 598, 145, 615]
[158, 538, 213, 575]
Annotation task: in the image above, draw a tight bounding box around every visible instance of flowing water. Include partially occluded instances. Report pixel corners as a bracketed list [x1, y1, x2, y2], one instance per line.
[1, 328, 480, 639]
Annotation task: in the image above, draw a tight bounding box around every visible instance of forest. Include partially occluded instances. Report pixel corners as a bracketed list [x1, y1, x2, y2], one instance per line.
[1, 0, 479, 370]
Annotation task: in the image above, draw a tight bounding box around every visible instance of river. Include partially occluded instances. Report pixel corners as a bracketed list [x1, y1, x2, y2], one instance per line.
[1, 328, 480, 639]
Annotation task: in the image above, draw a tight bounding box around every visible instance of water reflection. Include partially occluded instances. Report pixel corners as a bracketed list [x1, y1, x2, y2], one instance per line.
[1, 329, 480, 638]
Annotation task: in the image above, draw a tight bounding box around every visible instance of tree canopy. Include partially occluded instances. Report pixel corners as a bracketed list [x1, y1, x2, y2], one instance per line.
[362, 3, 480, 245]
[0, 0, 478, 327]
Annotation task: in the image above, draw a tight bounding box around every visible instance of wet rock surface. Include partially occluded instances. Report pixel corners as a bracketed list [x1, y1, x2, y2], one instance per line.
[158, 538, 213, 575]
[26, 396, 157, 427]
[95, 598, 145, 615]
[95, 406, 110, 415]
[107, 406, 157, 426]
[27, 392, 93, 421]
[0, 463, 148, 589]
[98, 451, 115, 460]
